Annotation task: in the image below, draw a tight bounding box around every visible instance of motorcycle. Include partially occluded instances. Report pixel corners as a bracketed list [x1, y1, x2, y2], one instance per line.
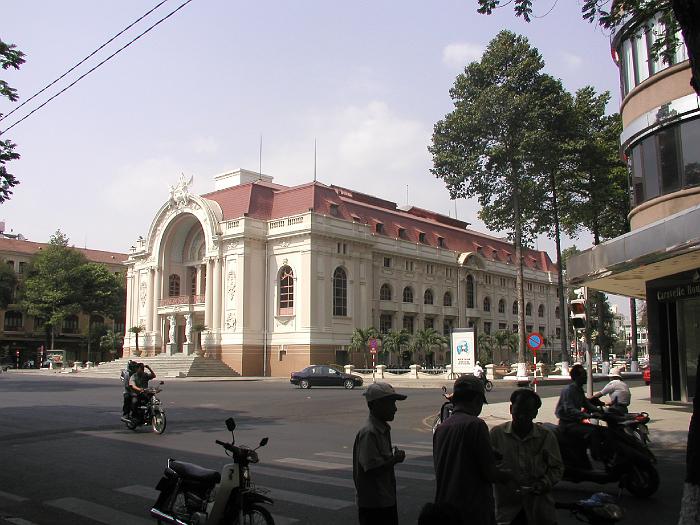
[544, 406, 659, 498]
[122, 381, 167, 434]
[432, 386, 454, 434]
[555, 492, 624, 525]
[150, 417, 274, 525]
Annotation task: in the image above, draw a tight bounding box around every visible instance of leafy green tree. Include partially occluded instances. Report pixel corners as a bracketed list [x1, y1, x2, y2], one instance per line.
[100, 329, 123, 359]
[411, 328, 448, 367]
[381, 329, 411, 366]
[475, 0, 700, 97]
[430, 30, 555, 372]
[77, 263, 125, 363]
[19, 231, 88, 348]
[477, 333, 494, 364]
[0, 260, 17, 308]
[493, 330, 518, 364]
[349, 327, 380, 368]
[0, 38, 25, 202]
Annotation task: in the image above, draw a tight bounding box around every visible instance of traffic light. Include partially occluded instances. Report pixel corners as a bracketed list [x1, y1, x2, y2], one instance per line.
[570, 299, 587, 330]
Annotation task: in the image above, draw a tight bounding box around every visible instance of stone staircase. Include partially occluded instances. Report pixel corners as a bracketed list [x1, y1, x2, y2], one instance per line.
[91, 356, 240, 378]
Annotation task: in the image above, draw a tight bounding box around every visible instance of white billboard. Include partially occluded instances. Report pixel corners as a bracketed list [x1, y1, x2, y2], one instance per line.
[451, 328, 476, 374]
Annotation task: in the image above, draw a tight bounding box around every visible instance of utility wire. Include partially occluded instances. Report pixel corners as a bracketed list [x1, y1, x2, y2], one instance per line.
[1, 0, 195, 135]
[0, 0, 171, 123]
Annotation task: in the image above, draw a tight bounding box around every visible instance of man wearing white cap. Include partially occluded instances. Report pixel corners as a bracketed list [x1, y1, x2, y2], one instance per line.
[353, 382, 407, 525]
[593, 367, 631, 414]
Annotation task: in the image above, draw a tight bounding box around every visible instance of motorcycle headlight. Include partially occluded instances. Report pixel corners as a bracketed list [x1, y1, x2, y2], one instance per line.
[247, 450, 259, 464]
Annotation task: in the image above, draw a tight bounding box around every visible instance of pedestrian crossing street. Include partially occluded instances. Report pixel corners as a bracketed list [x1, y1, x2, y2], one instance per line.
[0, 441, 436, 525]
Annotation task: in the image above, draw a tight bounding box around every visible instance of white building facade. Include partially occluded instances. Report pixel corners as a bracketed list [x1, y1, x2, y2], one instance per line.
[124, 170, 561, 377]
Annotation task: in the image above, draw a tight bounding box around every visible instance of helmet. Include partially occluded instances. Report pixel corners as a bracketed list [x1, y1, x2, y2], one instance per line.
[476, 361, 481, 366]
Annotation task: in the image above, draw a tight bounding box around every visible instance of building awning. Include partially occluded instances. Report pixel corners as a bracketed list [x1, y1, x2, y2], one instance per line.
[567, 204, 700, 299]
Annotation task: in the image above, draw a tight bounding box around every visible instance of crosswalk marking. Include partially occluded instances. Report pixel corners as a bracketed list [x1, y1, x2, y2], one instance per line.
[396, 470, 434, 481]
[254, 465, 355, 488]
[276, 458, 349, 470]
[266, 487, 353, 510]
[0, 490, 29, 502]
[45, 497, 153, 525]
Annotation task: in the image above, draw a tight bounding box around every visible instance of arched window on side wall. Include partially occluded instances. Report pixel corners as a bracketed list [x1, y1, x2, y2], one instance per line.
[526, 303, 532, 316]
[498, 299, 505, 313]
[380, 284, 392, 301]
[333, 267, 347, 316]
[512, 301, 518, 315]
[403, 287, 414, 303]
[443, 291, 453, 307]
[538, 304, 545, 318]
[466, 275, 475, 308]
[3, 311, 23, 331]
[279, 265, 294, 315]
[424, 289, 433, 305]
[555, 306, 560, 318]
[169, 274, 181, 297]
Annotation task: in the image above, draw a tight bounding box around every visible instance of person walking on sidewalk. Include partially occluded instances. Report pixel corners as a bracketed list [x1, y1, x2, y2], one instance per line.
[352, 382, 407, 525]
[491, 388, 563, 525]
[433, 375, 512, 525]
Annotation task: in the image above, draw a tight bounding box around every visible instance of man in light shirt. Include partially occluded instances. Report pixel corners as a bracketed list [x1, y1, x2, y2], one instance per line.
[593, 367, 631, 414]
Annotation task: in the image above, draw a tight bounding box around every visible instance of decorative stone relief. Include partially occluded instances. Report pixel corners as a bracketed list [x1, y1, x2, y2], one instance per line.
[184, 313, 192, 344]
[226, 241, 239, 252]
[168, 315, 176, 343]
[280, 241, 290, 248]
[282, 258, 288, 266]
[225, 312, 237, 331]
[227, 270, 237, 302]
[139, 282, 147, 307]
[168, 173, 193, 208]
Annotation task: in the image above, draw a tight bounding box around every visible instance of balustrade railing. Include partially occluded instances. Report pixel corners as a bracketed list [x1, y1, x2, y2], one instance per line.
[158, 294, 205, 307]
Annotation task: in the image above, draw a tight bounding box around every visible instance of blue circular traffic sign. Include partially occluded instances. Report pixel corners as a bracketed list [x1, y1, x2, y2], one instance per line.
[527, 332, 543, 352]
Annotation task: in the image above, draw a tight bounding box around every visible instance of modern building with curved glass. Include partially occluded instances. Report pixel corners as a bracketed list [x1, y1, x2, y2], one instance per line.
[568, 11, 700, 403]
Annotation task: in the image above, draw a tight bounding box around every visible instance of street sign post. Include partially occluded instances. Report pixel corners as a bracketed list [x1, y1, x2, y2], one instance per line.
[369, 338, 378, 382]
[527, 332, 543, 392]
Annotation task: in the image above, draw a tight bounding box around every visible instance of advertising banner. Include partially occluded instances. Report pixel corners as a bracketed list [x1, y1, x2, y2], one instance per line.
[451, 328, 476, 374]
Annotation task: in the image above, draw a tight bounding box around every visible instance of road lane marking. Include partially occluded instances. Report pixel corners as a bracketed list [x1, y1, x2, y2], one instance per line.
[116, 485, 159, 500]
[6, 519, 40, 525]
[0, 490, 29, 502]
[254, 465, 355, 488]
[276, 458, 349, 470]
[45, 497, 153, 525]
[264, 487, 352, 510]
[394, 443, 433, 450]
[314, 451, 433, 468]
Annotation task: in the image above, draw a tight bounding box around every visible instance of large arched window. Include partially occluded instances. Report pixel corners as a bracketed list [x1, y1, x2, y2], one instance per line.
[380, 284, 392, 301]
[403, 287, 414, 303]
[483, 297, 491, 312]
[526, 302, 533, 316]
[512, 301, 518, 315]
[466, 275, 475, 308]
[333, 267, 347, 316]
[279, 265, 294, 315]
[424, 289, 434, 305]
[498, 299, 505, 314]
[3, 311, 22, 331]
[538, 304, 545, 318]
[169, 274, 181, 297]
[443, 291, 453, 307]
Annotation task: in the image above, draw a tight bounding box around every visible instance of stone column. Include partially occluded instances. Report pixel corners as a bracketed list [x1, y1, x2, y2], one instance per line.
[124, 269, 133, 338]
[213, 257, 222, 330]
[152, 266, 161, 329]
[146, 268, 154, 332]
[205, 259, 213, 328]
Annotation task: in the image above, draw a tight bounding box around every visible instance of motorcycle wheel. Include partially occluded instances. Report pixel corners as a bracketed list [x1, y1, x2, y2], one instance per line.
[152, 410, 167, 434]
[126, 419, 137, 431]
[625, 462, 660, 498]
[484, 380, 493, 392]
[240, 504, 274, 524]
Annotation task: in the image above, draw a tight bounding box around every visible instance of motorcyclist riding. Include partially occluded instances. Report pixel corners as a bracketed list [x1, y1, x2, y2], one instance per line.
[473, 361, 484, 379]
[127, 362, 156, 421]
[555, 364, 604, 462]
[120, 360, 137, 420]
[592, 367, 630, 415]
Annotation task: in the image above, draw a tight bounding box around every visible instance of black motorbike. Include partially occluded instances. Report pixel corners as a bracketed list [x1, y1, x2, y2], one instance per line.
[544, 407, 658, 498]
[123, 381, 167, 434]
[151, 417, 274, 525]
[432, 386, 454, 434]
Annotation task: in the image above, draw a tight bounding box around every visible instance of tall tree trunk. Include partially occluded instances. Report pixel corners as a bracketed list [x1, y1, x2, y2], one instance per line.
[629, 298, 639, 372]
[513, 191, 527, 377]
[672, 0, 700, 96]
[550, 175, 569, 370]
[592, 227, 605, 361]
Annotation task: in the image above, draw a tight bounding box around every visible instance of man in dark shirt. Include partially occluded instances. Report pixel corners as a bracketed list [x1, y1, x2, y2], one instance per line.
[127, 362, 156, 420]
[433, 375, 512, 525]
[353, 382, 407, 525]
[555, 364, 601, 460]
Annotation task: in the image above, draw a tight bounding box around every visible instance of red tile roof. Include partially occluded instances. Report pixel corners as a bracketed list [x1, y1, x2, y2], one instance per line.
[202, 179, 557, 272]
[0, 238, 127, 266]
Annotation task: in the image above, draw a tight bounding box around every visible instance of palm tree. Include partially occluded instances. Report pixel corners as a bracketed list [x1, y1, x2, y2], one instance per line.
[100, 329, 124, 360]
[128, 325, 144, 356]
[349, 327, 380, 368]
[382, 329, 411, 367]
[411, 328, 448, 367]
[493, 330, 518, 365]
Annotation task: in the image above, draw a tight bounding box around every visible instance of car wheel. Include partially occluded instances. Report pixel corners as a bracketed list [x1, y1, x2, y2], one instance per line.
[300, 379, 311, 389]
[344, 379, 355, 390]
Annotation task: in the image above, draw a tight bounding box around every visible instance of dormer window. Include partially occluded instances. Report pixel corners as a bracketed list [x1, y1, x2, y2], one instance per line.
[375, 223, 385, 234]
[329, 203, 339, 217]
[398, 228, 407, 240]
[437, 237, 446, 248]
[418, 232, 427, 244]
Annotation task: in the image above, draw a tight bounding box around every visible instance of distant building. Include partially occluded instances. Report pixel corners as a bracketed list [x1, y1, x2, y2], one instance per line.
[568, 11, 699, 402]
[0, 236, 127, 366]
[124, 170, 562, 377]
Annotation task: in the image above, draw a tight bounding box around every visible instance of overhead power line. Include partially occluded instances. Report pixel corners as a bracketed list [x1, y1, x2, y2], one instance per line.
[1, 0, 195, 135]
[0, 0, 171, 123]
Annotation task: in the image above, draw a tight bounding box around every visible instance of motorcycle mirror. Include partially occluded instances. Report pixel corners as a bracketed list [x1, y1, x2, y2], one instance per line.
[441, 386, 447, 394]
[225, 417, 236, 432]
[259, 437, 269, 448]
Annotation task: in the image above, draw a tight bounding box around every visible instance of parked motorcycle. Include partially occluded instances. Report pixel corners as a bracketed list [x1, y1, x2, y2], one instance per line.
[544, 408, 658, 498]
[432, 386, 454, 434]
[151, 417, 274, 525]
[122, 381, 167, 434]
[555, 492, 624, 525]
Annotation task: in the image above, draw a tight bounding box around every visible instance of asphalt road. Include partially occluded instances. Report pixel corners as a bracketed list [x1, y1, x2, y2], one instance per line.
[0, 374, 684, 524]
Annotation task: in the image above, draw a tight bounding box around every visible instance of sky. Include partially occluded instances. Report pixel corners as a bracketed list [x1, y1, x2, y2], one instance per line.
[1, 0, 632, 317]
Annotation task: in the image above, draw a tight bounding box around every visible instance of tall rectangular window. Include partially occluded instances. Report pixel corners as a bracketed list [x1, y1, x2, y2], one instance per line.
[383, 257, 392, 268]
[641, 135, 660, 200]
[380, 314, 392, 334]
[483, 322, 491, 335]
[658, 126, 681, 194]
[681, 118, 700, 187]
[403, 315, 414, 334]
